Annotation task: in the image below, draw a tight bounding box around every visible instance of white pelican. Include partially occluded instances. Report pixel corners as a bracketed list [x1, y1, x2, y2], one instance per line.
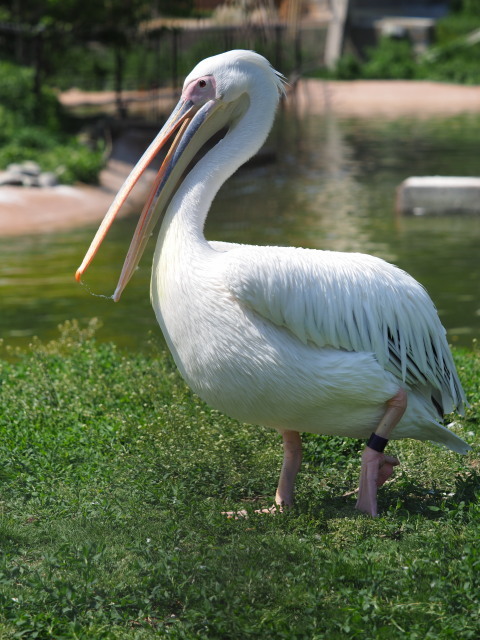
[76, 50, 469, 517]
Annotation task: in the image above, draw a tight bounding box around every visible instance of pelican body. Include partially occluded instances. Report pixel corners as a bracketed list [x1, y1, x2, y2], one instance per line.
[76, 50, 469, 516]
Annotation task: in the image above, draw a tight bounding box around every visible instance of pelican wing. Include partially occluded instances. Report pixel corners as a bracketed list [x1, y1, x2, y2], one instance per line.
[223, 246, 466, 414]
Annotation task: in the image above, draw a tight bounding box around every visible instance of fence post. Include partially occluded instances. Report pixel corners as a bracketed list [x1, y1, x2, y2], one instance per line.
[171, 28, 179, 89]
[275, 24, 282, 71]
[33, 26, 44, 121]
[114, 46, 127, 119]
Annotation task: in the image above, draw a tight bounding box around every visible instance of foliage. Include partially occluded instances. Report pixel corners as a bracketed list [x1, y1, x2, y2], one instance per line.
[0, 320, 478, 639]
[422, 1, 480, 85]
[0, 62, 61, 129]
[2, 0, 205, 94]
[422, 42, 480, 85]
[449, 0, 480, 20]
[331, 35, 480, 85]
[330, 52, 362, 80]
[0, 61, 104, 184]
[362, 38, 419, 80]
[321, 2, 480, 85]
[5, 0, 151, 39]
[329, 38, 418, 81]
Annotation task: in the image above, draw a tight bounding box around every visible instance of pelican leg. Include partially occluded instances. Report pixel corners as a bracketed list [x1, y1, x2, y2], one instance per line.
[223, 429, 302, 518]
[253, 429, 303, 514]
[274, 429, 303, 508]
[355, 389, 407, 517]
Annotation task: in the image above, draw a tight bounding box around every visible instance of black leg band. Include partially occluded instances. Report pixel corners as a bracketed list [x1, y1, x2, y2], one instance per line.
[366, 432, 389, 453]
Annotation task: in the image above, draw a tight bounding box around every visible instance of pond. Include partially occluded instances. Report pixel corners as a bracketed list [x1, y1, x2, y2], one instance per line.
[1, 111, 480, 354]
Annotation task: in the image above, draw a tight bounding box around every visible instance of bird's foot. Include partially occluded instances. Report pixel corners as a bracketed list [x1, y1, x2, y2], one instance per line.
[355, 447, 399, 517]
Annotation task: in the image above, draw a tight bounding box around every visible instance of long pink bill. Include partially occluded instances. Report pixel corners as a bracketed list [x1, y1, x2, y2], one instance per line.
[75, 99, 196, 284]
[111, 118, 191, 301]
[110, 98, 220, 301]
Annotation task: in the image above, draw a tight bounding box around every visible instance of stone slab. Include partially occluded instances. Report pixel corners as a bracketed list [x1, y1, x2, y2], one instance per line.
[396, 176, 480, 215]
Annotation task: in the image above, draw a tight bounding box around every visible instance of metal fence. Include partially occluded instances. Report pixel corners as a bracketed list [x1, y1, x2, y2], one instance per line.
[0, 18, 327, 121]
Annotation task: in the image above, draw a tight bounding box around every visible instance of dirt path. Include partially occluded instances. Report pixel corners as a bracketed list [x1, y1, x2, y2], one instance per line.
[1, 80, 479, 237]
[294, 79, 480, 118]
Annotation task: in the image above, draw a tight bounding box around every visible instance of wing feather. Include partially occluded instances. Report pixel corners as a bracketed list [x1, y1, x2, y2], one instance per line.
[222, 245, 466, 413]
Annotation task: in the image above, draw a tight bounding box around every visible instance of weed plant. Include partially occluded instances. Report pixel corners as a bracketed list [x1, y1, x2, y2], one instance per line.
[0, 320, 478, 639]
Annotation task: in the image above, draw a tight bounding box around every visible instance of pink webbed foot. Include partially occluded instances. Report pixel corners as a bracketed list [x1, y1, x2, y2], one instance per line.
[355, 447, 400, 517]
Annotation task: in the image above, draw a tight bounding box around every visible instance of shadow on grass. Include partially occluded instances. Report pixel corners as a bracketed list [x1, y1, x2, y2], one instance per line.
[371, 467, 480, 521]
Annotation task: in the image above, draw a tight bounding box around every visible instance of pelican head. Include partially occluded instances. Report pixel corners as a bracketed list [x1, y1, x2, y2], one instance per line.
[75, 50, 286, 301]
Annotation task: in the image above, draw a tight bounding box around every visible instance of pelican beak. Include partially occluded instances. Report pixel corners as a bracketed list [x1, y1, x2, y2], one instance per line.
[75, 91, 239, 301]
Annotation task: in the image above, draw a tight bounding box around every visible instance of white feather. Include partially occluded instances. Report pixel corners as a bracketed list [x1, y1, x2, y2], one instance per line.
[223, 246, 466, 412]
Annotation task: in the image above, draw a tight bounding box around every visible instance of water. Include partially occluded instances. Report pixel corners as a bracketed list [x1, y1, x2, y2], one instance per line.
[1, 111, 480, 354]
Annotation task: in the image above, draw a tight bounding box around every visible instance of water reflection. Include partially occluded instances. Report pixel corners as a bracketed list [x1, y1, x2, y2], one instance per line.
[1, 111, 479, 353]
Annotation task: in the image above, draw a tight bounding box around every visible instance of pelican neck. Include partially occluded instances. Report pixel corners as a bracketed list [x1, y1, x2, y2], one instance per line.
[158, 81, 280, 252]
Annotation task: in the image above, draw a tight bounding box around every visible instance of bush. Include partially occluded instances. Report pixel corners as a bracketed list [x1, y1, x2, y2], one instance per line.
[333, 53, 363, 80]
[423, 44, 480, 84]
[362, 37, 418, 80]
[327, 2, 480, 85]
[0, 61, 104, 184]
[0, 61, 62, 130]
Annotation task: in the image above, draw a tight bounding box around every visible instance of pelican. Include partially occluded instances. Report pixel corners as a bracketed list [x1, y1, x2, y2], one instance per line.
[76, 50, 469, 517]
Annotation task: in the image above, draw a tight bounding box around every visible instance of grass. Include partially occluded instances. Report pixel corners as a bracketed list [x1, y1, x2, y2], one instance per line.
[0, 319, 479, 639]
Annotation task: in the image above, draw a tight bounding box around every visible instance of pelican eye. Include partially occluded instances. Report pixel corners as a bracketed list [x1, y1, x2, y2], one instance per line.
[199, 79, 207, 88]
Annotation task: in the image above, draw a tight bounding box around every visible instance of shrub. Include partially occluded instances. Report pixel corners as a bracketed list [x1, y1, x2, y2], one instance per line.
[327, 2, 480, 85]
[362, 37, 418, 80]
[0, 62, 104, 184]
[0, 61, 62, 130]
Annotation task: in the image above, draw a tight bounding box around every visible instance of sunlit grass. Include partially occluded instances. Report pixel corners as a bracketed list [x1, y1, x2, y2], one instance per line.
[0, 320, 478, 639]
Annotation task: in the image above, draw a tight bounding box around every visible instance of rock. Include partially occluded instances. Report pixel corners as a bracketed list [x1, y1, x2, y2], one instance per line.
[20, 161, 41, 176]
[22, 175, 40, 187]
[6, 163, 23, 174]
[0, 170, 24, 186]
[38, 172, 59, 187]
[1, 161, 59, 188]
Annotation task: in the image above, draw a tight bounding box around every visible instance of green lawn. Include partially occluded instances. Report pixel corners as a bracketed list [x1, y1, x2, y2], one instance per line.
[0, 320, 479, 639]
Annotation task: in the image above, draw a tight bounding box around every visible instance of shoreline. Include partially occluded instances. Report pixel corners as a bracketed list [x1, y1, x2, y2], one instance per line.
[1, 79, 480, 238]
[0, 158, 156, 238]
[294, 79, 480, 118]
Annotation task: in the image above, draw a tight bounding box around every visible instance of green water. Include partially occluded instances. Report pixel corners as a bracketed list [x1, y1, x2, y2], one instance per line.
[1, 112, 479, 353]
